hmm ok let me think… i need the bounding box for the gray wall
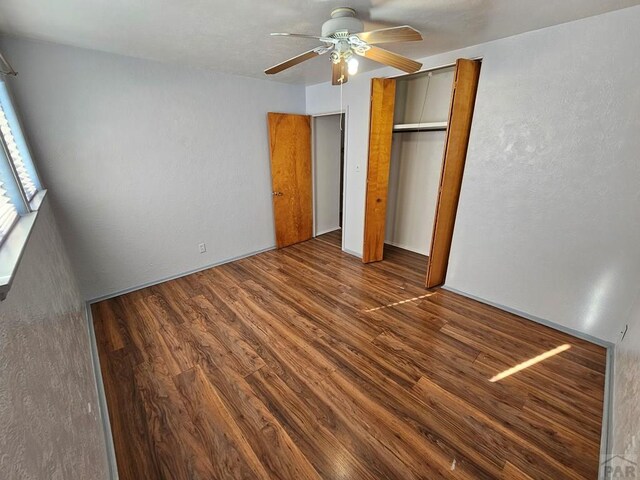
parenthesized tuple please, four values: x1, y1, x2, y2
(0, 36, 306, 300)
(307, 5, 640, 344)
(0, 198, 108, 479)
(386, 131, 444, 255)
(444, 8, 640, 345)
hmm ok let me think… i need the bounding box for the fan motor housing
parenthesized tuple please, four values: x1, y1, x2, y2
(321, 7, 364, 37)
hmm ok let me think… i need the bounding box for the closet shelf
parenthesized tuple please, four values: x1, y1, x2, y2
(393, 121, 447, 132)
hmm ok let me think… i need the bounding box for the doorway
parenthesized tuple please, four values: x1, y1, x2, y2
(312, 113, 345, 247)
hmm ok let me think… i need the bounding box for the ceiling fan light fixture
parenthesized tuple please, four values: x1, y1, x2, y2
(321, 8, 363, 38)
(347, 56, 359, 75)
(265, 7, 424, 81)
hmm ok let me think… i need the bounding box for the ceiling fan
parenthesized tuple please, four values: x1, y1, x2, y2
(265, 7, 423, 85)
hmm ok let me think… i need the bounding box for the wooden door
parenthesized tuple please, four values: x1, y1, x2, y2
(426, 59, 481, 287)
(362, 78, 397, 263)
(267, 112, 313, 248)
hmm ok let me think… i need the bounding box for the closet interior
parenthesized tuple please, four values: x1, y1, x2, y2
(384, 66, 455, 257)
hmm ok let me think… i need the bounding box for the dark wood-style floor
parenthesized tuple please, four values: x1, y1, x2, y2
(92, 228, 607, 480)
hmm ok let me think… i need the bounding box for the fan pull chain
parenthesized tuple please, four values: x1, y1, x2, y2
(340, 78, 344, 131)
(414, 71, 432, 159)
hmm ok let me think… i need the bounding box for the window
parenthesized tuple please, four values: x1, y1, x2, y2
(0, 177, 18, 246)
(0, 103, 37, 201)
(0, 76, 44, 300)
(0, 81, 40, 203)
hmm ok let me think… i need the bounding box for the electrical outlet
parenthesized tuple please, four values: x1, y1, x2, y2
(198, 243, 206, 254)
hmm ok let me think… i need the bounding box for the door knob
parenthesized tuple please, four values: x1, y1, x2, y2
(272, 191, 284, 196)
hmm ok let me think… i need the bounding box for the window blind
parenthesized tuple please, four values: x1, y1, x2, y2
(0, 103, 37, 201)
(0, 178, 18, 246)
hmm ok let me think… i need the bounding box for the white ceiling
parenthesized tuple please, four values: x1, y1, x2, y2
(1, 0, 639, 85)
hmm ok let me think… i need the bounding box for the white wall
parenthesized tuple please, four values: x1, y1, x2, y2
(393, 67, 454, 124)
(313, 114, 342, 236)
(386, 131, 445, 255)
(0, 199, 109, 479)
(0, 36, 306, 300)
(306, 5, 640, 343)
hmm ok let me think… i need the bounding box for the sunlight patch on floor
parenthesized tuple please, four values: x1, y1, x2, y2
(489, 344, 572, 382)
(362, 293, 435, 313)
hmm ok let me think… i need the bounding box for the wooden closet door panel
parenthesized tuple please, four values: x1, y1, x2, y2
(362, 78, 397, 263)
(267, 112, 313, 248)
(426, 59, 481, 288)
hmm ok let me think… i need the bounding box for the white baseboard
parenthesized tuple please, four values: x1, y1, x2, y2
(85, 304, 119, 479)
(600, 346, 615, 479)
(342, 247, 362, 259)
(441, 285, 612, 347)
(88, 245, 276, 304)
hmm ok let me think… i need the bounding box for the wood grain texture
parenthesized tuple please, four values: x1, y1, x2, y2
(265, 49, 321, 75)
(93, 231, 606, 480)
(357, 26, 423, 45)
(362, 78, 396, 263)
(363, 46, 422, 73)
(268, 112, 313, 248)
(426, 58, 482, 287)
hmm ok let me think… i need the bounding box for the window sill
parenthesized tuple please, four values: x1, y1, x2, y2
(0, 189, 47, 301)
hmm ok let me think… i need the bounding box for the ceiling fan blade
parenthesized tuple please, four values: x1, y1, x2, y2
(356, 25, 423, 44)
(271, 33, 339, 44)
(265, 47, 330, 75)
(332, 60, 348, 85)
(361, 46, 422, 73)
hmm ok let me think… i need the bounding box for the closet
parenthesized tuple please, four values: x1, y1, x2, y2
(385, 66, 454, 256)
(363, 59, 481, 288)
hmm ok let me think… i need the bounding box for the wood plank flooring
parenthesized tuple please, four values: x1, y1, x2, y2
(92, 230, 607, 479)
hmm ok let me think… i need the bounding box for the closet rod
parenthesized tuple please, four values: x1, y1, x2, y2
(393, 121, 447, 132)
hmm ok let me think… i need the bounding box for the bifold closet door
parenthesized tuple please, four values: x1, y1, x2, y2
(267, 112, 313, 248)
(362, 78, 396, 263)
(425, 59, 481, 288)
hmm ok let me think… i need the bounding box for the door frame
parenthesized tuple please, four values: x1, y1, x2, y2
(311, 108, 349, 252)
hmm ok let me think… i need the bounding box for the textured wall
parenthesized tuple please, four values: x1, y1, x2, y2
(0, 199, 108, 479)
(0, 35, 306, 301)
(445, 7, 640, 343)
(307, 5, 640, 342)
(613, 291, 640, 457)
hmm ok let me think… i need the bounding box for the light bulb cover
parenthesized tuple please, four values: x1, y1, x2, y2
(347, 57, 359, 75)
